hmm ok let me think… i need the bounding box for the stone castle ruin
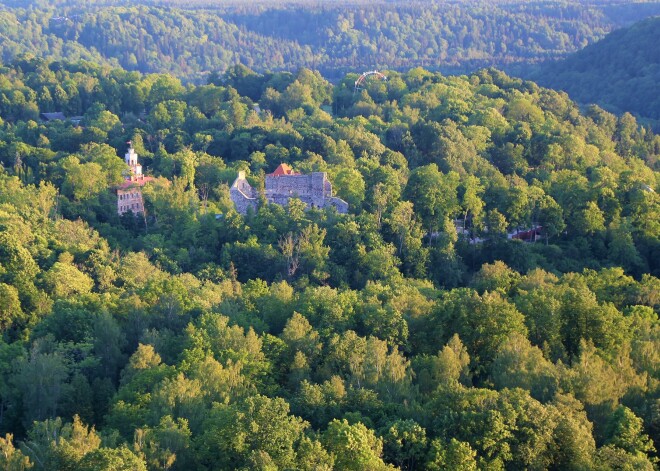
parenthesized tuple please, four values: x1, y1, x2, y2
(230, 163, 348, 214)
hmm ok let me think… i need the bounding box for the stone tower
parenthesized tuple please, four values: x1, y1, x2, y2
(116, 142, 152, 215)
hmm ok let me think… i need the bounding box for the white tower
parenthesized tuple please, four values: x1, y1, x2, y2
(125, 141, 142, 179)
(117, 141, 152, 216)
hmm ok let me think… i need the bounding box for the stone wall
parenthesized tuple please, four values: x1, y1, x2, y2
(230, 170, 348, 214)
(326, 196, 349, 213)
(230, 171, 258, 214)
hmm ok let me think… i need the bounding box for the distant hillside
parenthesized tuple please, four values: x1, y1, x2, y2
(525, 17, 660, 122)
(2, 1, 660, 82)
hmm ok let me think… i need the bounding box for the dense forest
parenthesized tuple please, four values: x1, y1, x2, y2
(524, 16, 660, 129)
(1, 0, 660, 81)
(0, 53, 658, 469)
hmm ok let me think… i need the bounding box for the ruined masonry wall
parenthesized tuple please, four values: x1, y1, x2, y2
(230, 171, 258, 214)
(230, 187, 258, 214)
(230, 171, 348, 214)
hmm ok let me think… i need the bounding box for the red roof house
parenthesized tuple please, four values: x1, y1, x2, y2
(268, 163, 300, 176)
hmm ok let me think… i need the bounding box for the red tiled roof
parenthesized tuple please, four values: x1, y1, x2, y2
(268, 163, 299, 176)
(116, 176, 154, 190)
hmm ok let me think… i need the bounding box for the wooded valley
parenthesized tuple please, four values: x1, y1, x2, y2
(0, 54, 657, 469)
(0, 0, 659, 469)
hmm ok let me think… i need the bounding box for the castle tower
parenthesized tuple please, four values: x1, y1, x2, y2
(124, 141, 142, 180)
(117, 142, 152, 216)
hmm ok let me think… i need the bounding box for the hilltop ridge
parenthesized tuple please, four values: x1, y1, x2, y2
(1, 0, 660, 81)
(524, 16, 660, 124)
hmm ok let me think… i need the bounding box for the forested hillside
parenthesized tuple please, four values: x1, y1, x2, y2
(2, 0, 660, 81)
(0, 55, 658, 469)
(524, 16, 660, 128)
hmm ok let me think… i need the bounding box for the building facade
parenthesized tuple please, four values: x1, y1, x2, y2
(116, 143, 152, 215)
(230, 163, 348, 214)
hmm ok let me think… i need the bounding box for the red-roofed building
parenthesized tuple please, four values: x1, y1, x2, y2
(116, 143, 152, 215)
(230, 163, 349, 214)
(268, 163, 300, 176)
